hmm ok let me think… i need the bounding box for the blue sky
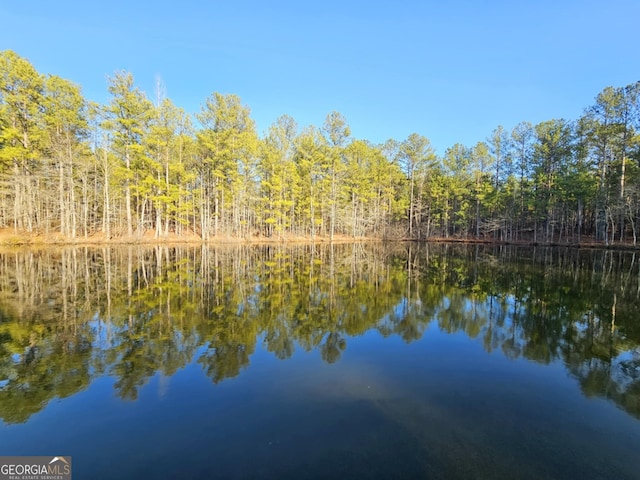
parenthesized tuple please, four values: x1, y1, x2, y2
(1, 0, 638, 153)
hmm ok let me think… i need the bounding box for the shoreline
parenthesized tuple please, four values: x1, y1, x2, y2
(0, 229, 382, 249)
(0, 229, 638, 251)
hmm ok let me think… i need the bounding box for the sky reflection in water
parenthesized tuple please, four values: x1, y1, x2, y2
(1, 243, 640, 479)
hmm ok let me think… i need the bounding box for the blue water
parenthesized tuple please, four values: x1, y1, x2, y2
(1, 244, 639, 479)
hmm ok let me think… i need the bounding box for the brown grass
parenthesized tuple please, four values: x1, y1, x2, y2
(0, 228, 382, 248)
(1, 228, 637, 251)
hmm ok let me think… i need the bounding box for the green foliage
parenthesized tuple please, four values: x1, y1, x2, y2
(258, 115, 299, 237)
(196, 93, 258, 237)
(0, 50, 640, 243)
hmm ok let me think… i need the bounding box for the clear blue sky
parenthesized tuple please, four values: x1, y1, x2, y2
(1, 0, 638, 153)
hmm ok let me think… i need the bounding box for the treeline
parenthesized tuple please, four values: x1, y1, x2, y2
(1, 50, 639, 243)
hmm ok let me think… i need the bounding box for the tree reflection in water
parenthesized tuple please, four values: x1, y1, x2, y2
(0, 243, 639, 423)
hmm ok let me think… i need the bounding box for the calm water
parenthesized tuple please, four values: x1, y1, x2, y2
(1, 243, 640, 479)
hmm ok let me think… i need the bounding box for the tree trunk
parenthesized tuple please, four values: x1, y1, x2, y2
(125, 151, 133, 237)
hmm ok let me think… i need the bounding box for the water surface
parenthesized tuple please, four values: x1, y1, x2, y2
(1, 243, 639, 479)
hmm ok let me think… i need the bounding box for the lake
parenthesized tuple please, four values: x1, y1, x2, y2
(1, 243, 639, 479)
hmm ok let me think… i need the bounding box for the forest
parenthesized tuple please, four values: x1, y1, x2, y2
(1, 50, 639, 244)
